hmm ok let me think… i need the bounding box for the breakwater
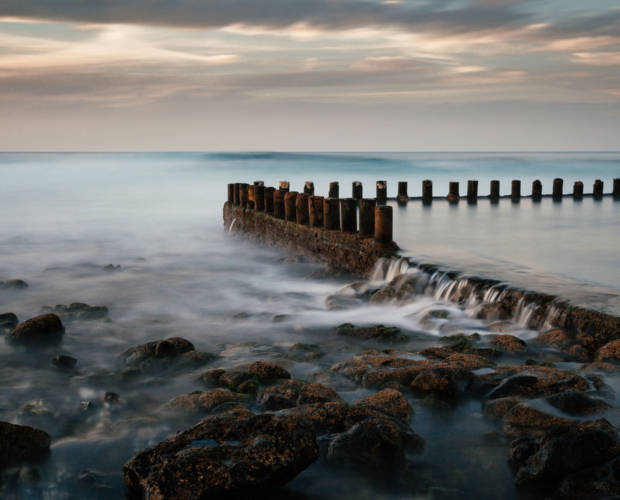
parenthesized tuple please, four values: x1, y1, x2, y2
(224, 179, 620, 354)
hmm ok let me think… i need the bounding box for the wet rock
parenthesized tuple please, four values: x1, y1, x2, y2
(123, 409, 319, 499)
(43, 303, 109, 321)
(504, 403, 575, 438)
(476, 303, 511, 321)
(489, 334, 527, 352)
(297, 383, 343, 406)
(564, 344, 590, 362)
(232, 311, 250, 319)
(370, 273, 425, 303)
(509, 418, 619, 489)
(410, 368, 464, 401)
(122, 337, 216, 372)
(545, 391, 610, 416)
(536, 329, 572, 349)
(0, 312, 18, 333)
(249, 361, 291, 382)
(487, 320, 515, 333)
(554, 456, 620, 500)
(202, 361, 290, 394)
(272, 314, 289, 323)
(596, 340, 620, 364)
(8, 313, 64, 345)
(166, 389, 248, 414)
(325, 294, 363, 310)
(0, 421, 51, 469)
(0, 279, 28, 289)
(335, 323, 408, 343)
(257, 380, 342, 411)
(287, 343, 323, 361)
(353, 388, 412, 423)
(482, 397, 521, 420)
(52, 354, 77, 369)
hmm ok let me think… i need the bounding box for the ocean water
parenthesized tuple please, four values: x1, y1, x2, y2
(0, 152, 618, 498)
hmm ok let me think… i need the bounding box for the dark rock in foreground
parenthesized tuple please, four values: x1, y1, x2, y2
(122, 337, 216, 373)
(0, 279, 28, 289)
(0, 312, 18, 333)
(123, 409, 318, 500)
(201, 361, 291, 394)
(0, 421, 51, 469)
(165, 389, 249, 414)
(257, 379, 343, 411)
(8, 313, 64, 345)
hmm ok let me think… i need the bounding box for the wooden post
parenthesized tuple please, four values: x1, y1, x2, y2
(340, 198, 357, 232)
(323, 198, 340, 230)
(264, 187, 275, 213)
(552, 178, 563, 201)
(376, 181, 387, 205)
(422, 180, 432, 205)
(255, 185, 265, 211)
(490, 180, 500, 203)
(511, 180, 521, 203)
(254, 180, 264, 187)
(296, 193, 310, 225)
(467, 180, 478, 204)
(309, 196, 324, 227)
(614, 178, 620, 199)
(279, 181, 290, 192)
(239, 183, 249, 208)
(532, 180, 542, 202)
(247, 185, 255, 210)
(397, 182, 408, 205)
(447, 182, 460, 203)
(329, 182, 339, 198)
(284, 191, 298, 221)
(359, 199, 376, 237)
(273, 190, 285, 219)
(227, 184, 234, 203)
(374, 206, 393, 244)
(352, 181, 363, 201)
(304, 181, 314, 195)
(573, 181, 583, 200)
(593, 179, 603, 200)
(234, 183, 241, 205)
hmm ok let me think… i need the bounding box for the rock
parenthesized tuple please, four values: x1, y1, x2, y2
(596, 340, 620, 364)
(288, 343, 323, 361)
(0, 421, 51, 469)
(8, 313, 64, 344)
(123, 409, 319, 499)
(43, 303, 108, 321)
(335, 323, 408, 343)
(554, 456, 620, 499)
(166, 389, 248, 414)
(545, 391, 610, 416)
(509, 418, 619, 488)
(325, 295, 364, 310)
(410, 368, 463, 401)
(202, 361, 290, 394)
(565, 344, 590, 362)
(536, 329, 572, 349)
(482, 397, 521, 420)
(503, 403, 575, 438)
(298, 383, 343, 406)
(0, 312, 18, 333)
(122, 337, 216, 372)
(476, 303, 510, 321)
(103, 392, 121, 405)
(248, 361, 291, 382)
(489, 334, 527, 352)
(257, 380, 342, 411)
(370, 273, 425, 303)
(0, 279, 28, 289)
(353, 388, 412, 423)
(52, 354, 77, 369)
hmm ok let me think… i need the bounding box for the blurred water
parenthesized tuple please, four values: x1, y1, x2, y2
(0, 152, 618, 498)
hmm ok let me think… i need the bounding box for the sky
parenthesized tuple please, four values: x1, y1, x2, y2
(0, 0, 619, 151)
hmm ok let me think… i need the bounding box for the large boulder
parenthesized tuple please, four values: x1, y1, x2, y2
(201, 361, 290, 394)
(123, 409, 318, 499)
(0, 279, 28, 289)
(545, 391, 610, 416)
(352, 388, 412, 423)
(165, 389, 249, 414)
(122, 337, 216, 372)
(257, 380, 342, 411)
(8, 313, 64, 344)
(596, 340, 620, 364)
(335, 323, 408, 343)
(0, 421, 51, 469)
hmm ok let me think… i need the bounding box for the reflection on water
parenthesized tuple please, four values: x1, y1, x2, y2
(0, 152, 618, 498)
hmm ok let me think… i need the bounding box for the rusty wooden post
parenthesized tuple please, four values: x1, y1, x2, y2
(376, 181, 387, 205)
(422, 180, 432, 205)
(447, 182, 460, 204)
(227, 184, 234, 203)
(279, 181, 290, 192)
(532, 180, 542, 202)
(490, 180, 500, 204)
(467, 180, 478, 204)
(397, 182, 408, 205)
(273, 189, 285, 219)
(359, 199, 376, 237)
(255, 185, 265, 211)
(614, 178, 620, 199)
(374, 206, 393, 244)
(329, 182, 339, 198)
(247, 185, 255, 210)
(352, 181, 363, 201)
(284, 191, 298, 221)
(254, 180, 264, 187)
(239, 183, 249, 208)
(324, 198, 340, 230)
(573, 181, 583, 200)
(593, 179, 604, 200)
(552, 178, 563, 202)
(511, 180, 521, 203)
(309, 196, 324, 227)
(296, 193, 309, 225)
(234, 183, 241, 205)
(340, 198, 357, 232)
(304, 181, 314, 195)
(264, 187, 275, 213)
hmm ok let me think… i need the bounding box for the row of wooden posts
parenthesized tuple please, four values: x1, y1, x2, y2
(227, 181, 393, 244)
